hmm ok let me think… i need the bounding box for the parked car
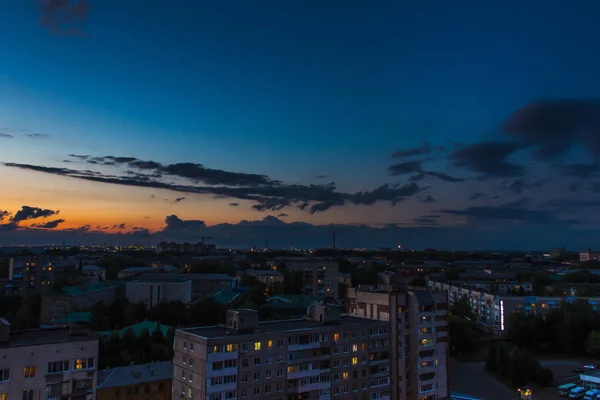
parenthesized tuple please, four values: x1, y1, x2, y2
(583, 364, 596, 370)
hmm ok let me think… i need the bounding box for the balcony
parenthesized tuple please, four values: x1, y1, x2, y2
(45, 373, 64, 383)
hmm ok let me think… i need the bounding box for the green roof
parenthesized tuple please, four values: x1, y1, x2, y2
(210, 290, 241, 305)
(60, 281, 124, 296)
(549, 274, 564, 281)
(97, 320, 170, 338)
(264, 294, 322, 309)
(54, 312, 92, 323)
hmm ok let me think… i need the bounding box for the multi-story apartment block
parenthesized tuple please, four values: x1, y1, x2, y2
(173, 306, 393, 400)
(126, 277, 192, 307)
(0, 318, 99, 400)
(346, 286, 449, 400)
(427, 276, 533, 295)
(287, 261, 340, 298)
(138, 274, 234, 300)
(9, 256, 72, 293)
(246, 270, 284, 287)
(581, 249, 600, 262)
(427, 279, 600, 335)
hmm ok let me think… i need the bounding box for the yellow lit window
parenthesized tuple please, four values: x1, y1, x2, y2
(23, 366, 35, 378)
(333, 333, 339, 341)
(352, 357, 358, 365)
(226, 344, 234, 352)
(0, 394, 6, 400)
(352, 344, 358, 352)
(254, 342, 261, 351)
(213, 346, 218, 353)
(267, 340, 273, 349)
(361, 343, 366, 350)
(342, 372, 349, 380)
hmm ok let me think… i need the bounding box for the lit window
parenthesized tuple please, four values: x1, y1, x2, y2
(343, 372, 349, 380)
(254, 342, 261, 351)
(23, 366, 35, 379)
(267, 340, 273, 349)
(333, 333, 339, 341)
(352, 344, 358, 352)
(352, 357, 358, 365)
(226, 344, 234, 352)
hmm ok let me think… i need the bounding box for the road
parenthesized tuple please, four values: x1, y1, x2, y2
(450, 358, 582, 400)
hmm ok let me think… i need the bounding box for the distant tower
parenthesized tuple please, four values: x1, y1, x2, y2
(331, 231, 336, 249)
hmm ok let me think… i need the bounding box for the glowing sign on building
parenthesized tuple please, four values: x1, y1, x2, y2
(500, 300, 505, 331)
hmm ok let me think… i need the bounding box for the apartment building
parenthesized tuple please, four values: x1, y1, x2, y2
(0, 318, 99, 400)
(427, 279, 600, 335)
(173, 306, 393, 400)
(287, 261, 340, 298)
(427, 276, 533, 295)
(9, 256, 72, 293)
(97, 361, 172, 400)
(246, 270, 284, 286)
(126, 277, 192, 307)
(346, 286, 449, 400)
(138, 274, 234, 300)
(41, 282, 121, 323)
(581, 249, 600, 262)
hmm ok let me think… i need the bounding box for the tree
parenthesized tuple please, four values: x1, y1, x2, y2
(511, 348, 540, 386)
(532, 367, 554, 387)
(497, 342, 512, 379)
(485, 342, 498, 373)
(451, 294, 475, 320)
(448, 315, 479, 355)
(586, 330, 600, 357)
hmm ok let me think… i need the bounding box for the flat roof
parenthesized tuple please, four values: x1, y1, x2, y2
(0, 327, 97, 348)
(181, 315, 387, 339)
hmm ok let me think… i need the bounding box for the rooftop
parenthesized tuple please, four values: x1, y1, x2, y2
(138, 273, 233, 281)
(210, 290, 241, 305)
(0, 327, 97, 348)
(82, 264, 105, 271)
(54, 312, 93, 324)
(181, 314, 386, 339)
(97, 361, 172, 389)
(97, 320, 171, 338)
(247, 269, 283, 277)
(61, 282, 119, 296)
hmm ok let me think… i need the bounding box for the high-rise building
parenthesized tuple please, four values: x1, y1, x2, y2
(287, 261, 340, 298)
(0, 319, 99, 400)
(346, 286, 449, 400)
(173, 306, 392, 400)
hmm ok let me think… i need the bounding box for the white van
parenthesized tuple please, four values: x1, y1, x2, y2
(570, 387, 586, 399)
(585, 389, 600, 400)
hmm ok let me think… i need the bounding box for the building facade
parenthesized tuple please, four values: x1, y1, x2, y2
(346, 287, 449, 400)
(126, 278, 192, 307)
(41, 283, 121, 323)
(173, 307, 393, 400)
(288, 261, 340, 298)
(97, 361, 172, 400)
(0, 319, 99, 400)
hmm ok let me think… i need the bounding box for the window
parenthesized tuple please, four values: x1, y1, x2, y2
(183, 340, 188, 349)
(74, 358, 94, 370)
(0, 394, 6, 400)
(265, 384, 272, 394)
(253, 387, 260, 396)
(23, 366, 35, 379)
(48, 361, 69, 374)
(266, 370, 272, 379)
(190, 343, 195, 351)
(254, 341, 261, 351)
(343, 346, 348, 354)
(189, 357, 194, 367)
(145, 385, 150, 394)
(241, 389, 248, 398)
(334, 360, 339, 368)
(182, 370, 187, 380)
(241, 343, 248, 352)
(225, 391, 236, 399)
(188, 387, 193, 398)
(333, 333, 340, 341)
(0, 369, 9, 382)
(253, 371, 260, 381)
(183, 355, 187, 364)
(352, 357, 358, 365)
(22, 390, 34, 400)
(268, 340, 273, 349)
(352, 344, 358, 352)
(420, 384, 435, 393)
(343, 372, 349, 380)
(266, 356, 272, 364)
(241, 373, 248, 382)
(254, 357, 261, 366)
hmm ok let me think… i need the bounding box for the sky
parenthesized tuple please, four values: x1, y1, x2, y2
(2, 0, 600, 249)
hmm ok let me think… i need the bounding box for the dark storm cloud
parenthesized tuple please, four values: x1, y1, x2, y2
(449, 141, 525, 178)
(391, 143, 444, 159)
(557, 163, 600, 179)
(0, 211, 10, 221)
(314, 175, 328, 180)
(388, 160, 464, 182)
(4, 162, 426, 214)
(412, 217, 439, 225)
(501, 197, 533, 208)
(0, 133, 13, 138)
(504, 179, 545, 195)
(541, 198, 600, 210)
(32, 219, 65, 229)
(39, 0, 90, 37)
(503, 99, 600, 160)
(278, 213, 288, 218)
(11, 206, 59, 223)
(174, 197, 186, 203)
(469, 192, 485, 200)
(409, 174, 426, 182)
(422, 195, 437, 204)
(229, 203, 240, 207)
(440, 205, 572, 225)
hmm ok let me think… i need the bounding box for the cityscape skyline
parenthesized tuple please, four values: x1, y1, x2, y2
(3, 1, 600, 249)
